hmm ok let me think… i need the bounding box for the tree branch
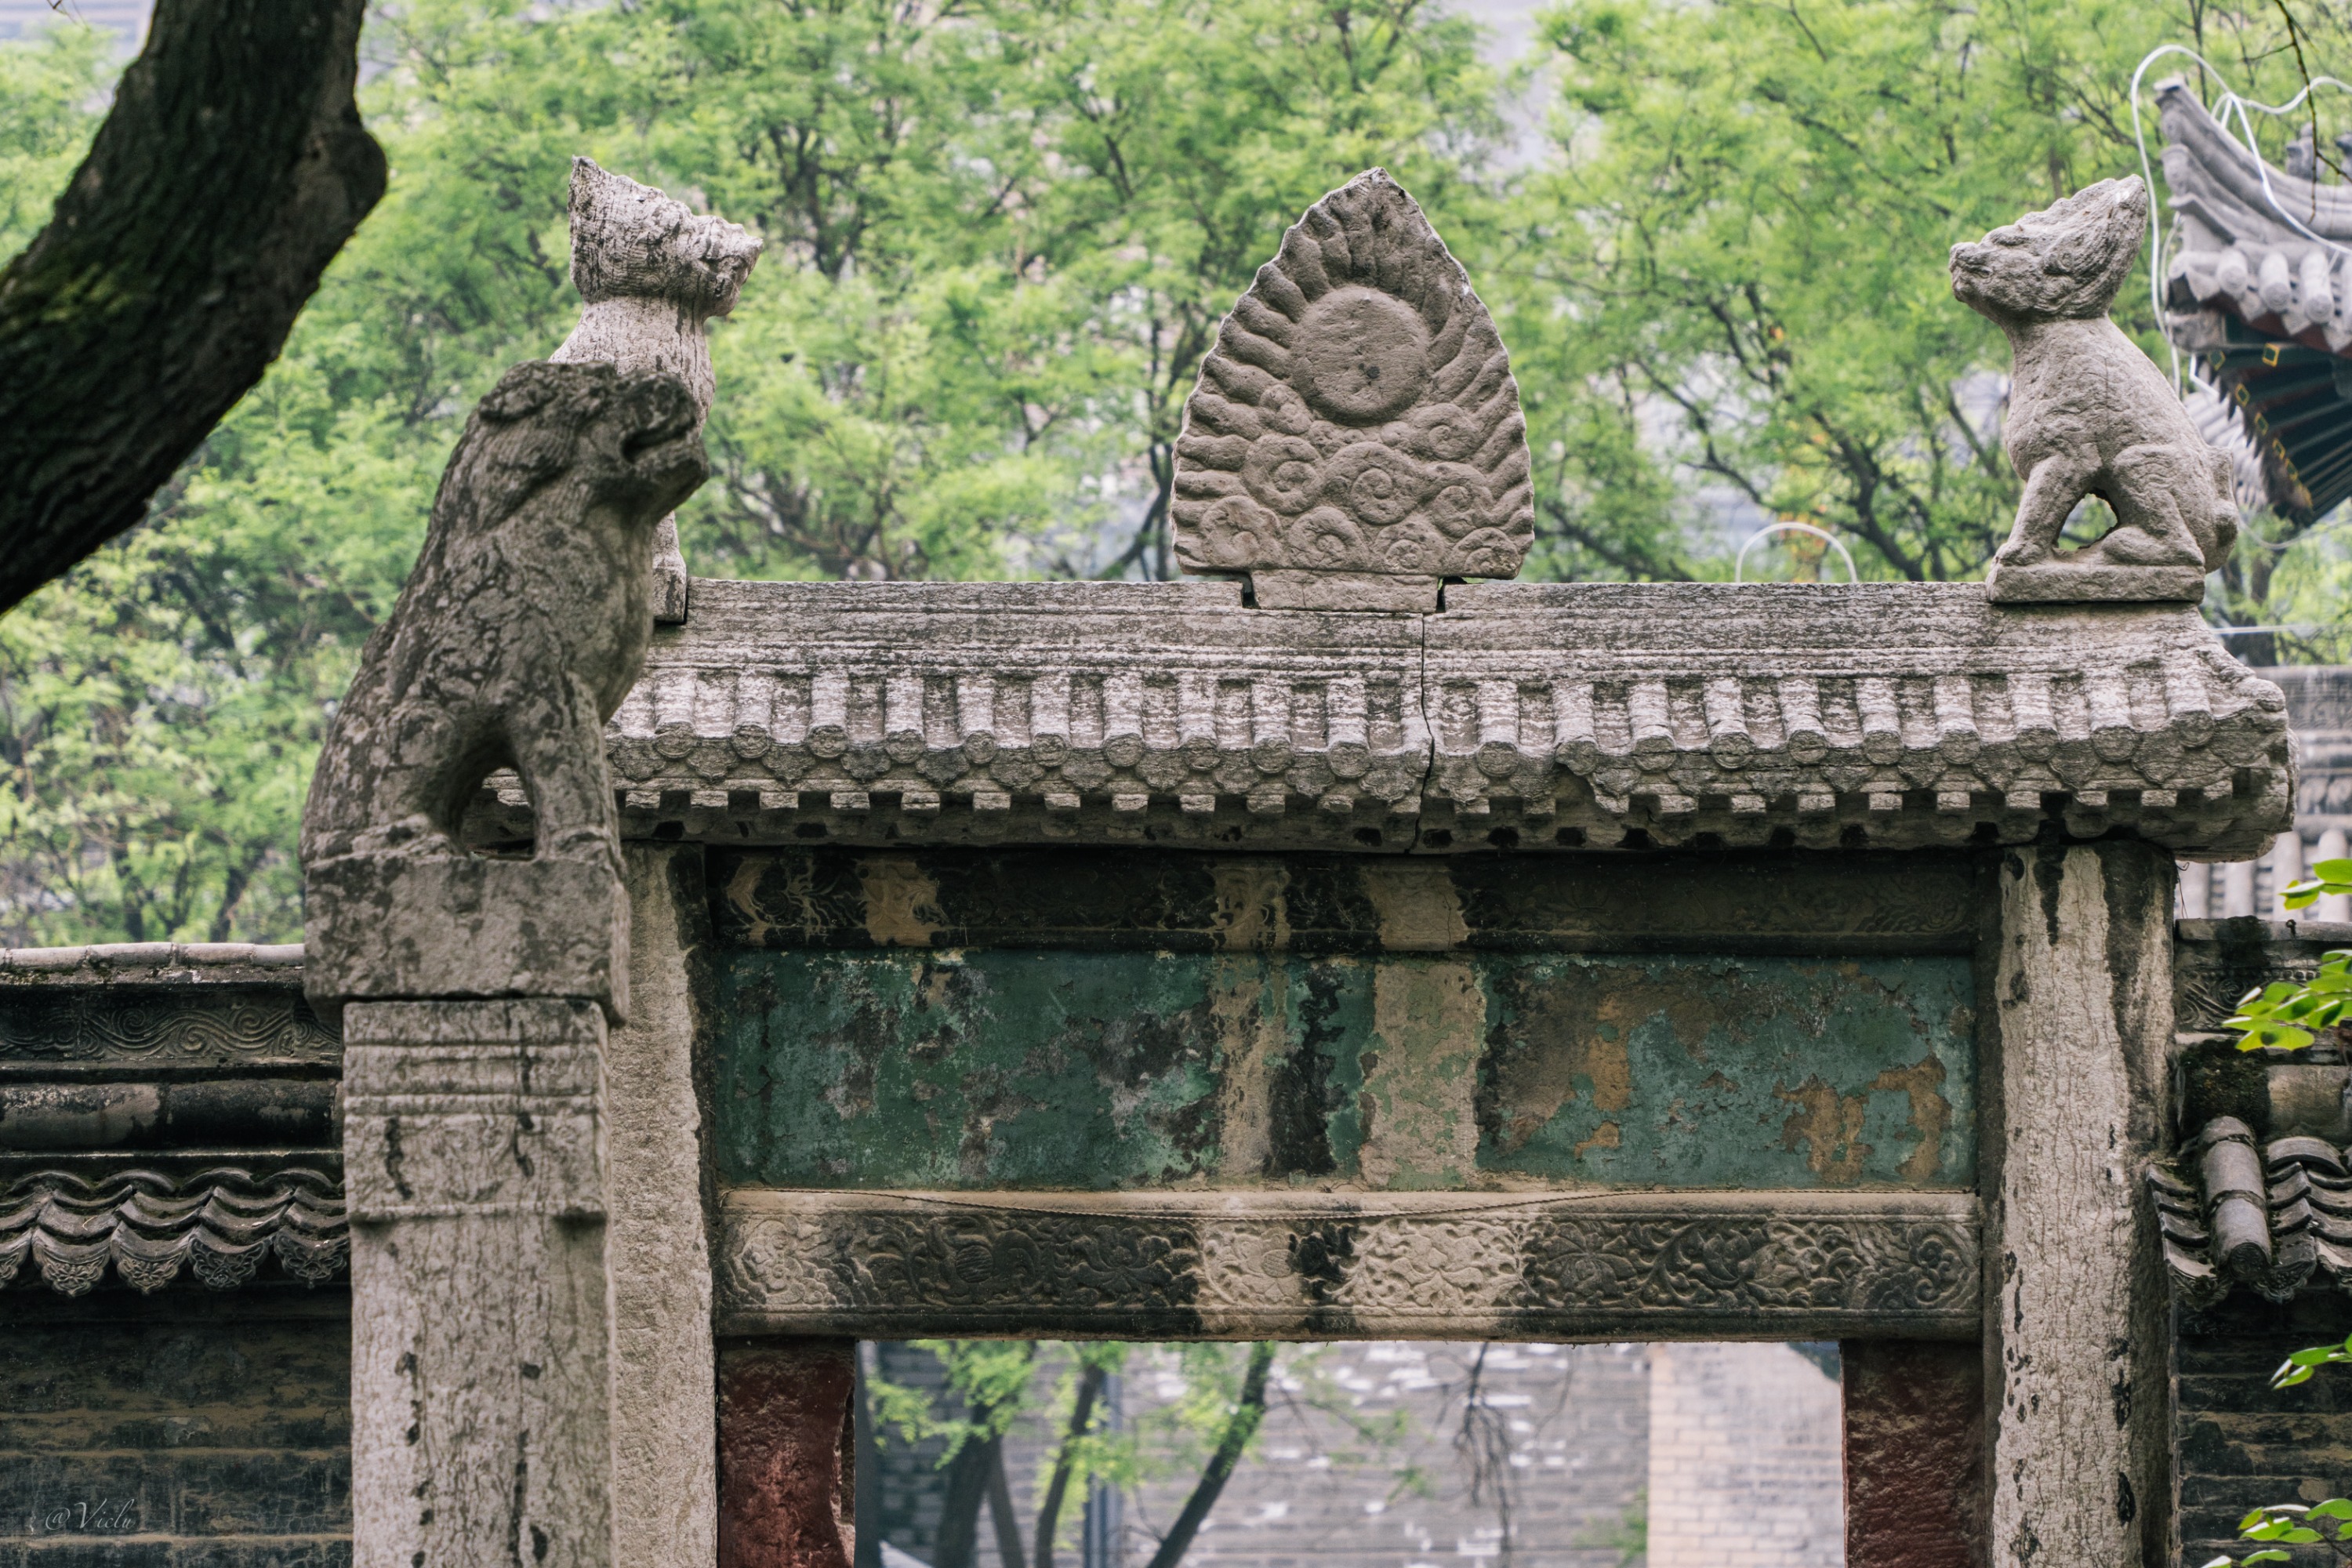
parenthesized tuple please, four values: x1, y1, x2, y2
(0, 0, 385, 612)
(1142, 1345, 1277, 1568)
(1034, 1362, 1107, 1568)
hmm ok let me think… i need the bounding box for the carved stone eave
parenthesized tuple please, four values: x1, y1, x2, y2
(502, 579, 2292, 859)
(714, 1187, 1983, 1341)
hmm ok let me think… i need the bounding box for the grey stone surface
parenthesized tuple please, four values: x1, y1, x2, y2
(1951, 176, 2240, 603)
(605, 848, 717, 1568)
(717, 1188, 1980, 1340)
(343, 998, 611, 1568)
(1986, 842, 2173, 1566)
(503, 578, 2292, 858)
(1171, 170, 1533, 610)
(551, 158, 762, 625)
(301, 358, 710, 1019)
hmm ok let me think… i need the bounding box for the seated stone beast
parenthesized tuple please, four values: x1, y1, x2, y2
(302, 358, 706, 880)
(1951, 175, 2238, 602)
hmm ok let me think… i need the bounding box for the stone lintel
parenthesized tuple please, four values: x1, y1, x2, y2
(715, 1188, 1980, 1341)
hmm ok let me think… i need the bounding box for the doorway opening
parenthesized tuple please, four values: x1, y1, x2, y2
(853, 1340, 1844, 1568)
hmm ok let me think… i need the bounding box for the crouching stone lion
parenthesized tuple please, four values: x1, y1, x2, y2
(300, 358, 707, 1018)
(1951, 175, 2238, 602)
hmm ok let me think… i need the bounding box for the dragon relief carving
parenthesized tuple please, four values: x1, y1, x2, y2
(1172, 169, 1535, 611)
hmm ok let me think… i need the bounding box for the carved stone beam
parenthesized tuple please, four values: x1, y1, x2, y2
(1951, 176, 2241, 603)
(552, 158, 762, 624)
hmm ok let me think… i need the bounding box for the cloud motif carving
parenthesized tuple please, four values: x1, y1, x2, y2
(1172, 170, 1534, 590)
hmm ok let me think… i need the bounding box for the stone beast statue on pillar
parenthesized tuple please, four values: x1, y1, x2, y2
(1951, 175, 2239, 602)
(301, 359, 707, 1019)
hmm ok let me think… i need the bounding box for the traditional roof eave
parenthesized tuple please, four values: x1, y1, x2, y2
(2159, 78, 2352, 353)
(506, 578, 2296, 860)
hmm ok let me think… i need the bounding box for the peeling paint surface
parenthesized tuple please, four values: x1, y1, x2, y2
(711, 949, 1973, 1190)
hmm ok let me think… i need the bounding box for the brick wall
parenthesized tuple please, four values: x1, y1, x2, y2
(1646, 1343, 1842, 1568)
(2177, 1295, 2352, 1567)
(0, 1284, 350, 1567)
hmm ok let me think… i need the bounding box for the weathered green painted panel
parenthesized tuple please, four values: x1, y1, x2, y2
(711, 949, 1973, 1191)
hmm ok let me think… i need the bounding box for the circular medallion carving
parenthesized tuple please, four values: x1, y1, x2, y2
(1291, 287, 1431, 424)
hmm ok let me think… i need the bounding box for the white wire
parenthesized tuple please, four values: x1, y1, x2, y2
(1733, 522, 1860, 584)
(2128, 44, 2352, 389)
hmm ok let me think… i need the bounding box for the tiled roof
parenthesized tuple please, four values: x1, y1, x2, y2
(0, 1166, 347, 1294)
(2152, 1116, 2352, 1307)
(519, 579, 2293, 857)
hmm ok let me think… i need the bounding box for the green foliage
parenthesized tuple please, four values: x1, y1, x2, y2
(13, 1, 2352, 941)
(2274, 1331, 2352, 1391)
(0, 0, 1500, 943)
(1495, 0, 2352, 586)
(0, 20, 110, 258)
(2224, 860, 2352, 1054)
(2206, 1498, 2352, 1565)
(1573, 1489, 1646, 1567)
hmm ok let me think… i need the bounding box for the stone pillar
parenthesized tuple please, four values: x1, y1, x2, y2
(1844, 1341, 1984, 1568)
(2270, 830, 2306, 919)
(719, 1339, 858, 1568)
(1987, 843, 2172, 1566)
(608, 845, 718, 1567)
(2223, 856, 2258, 917)
(344, 998, 612, 1568)
(2177, 860, 2209, 920)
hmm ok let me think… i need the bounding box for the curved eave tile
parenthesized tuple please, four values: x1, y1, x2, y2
(538, 579, 2288, 858)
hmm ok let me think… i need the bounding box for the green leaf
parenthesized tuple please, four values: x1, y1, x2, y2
(2238, 1024, 2317, 1054)
(2311, 858, 2352, 883)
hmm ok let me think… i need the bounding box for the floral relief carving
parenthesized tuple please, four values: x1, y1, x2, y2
(717, 1192, 1979, 1336)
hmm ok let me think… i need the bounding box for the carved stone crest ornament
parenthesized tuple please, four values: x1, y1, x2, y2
(1951, 175, 2240, 603)
(1172, 170, 1534, 611)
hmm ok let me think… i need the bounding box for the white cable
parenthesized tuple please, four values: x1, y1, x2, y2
(1733, 522, 1859, 584)
(2128, 45, 2352, 388)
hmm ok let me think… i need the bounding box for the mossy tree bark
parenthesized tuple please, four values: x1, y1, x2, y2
(0, 0, 383, 614)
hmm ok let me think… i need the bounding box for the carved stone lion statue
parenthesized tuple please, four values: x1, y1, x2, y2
(1951, 174, 2239, 602)
(301, 359, 706, 1013)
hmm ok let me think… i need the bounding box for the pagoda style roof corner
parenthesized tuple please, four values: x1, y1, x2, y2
(540, 579, 2290, 860)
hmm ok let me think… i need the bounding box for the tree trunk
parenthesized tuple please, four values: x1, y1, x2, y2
(1034, 1362, 1106, 1568)
(987, 1443, 1026, 1568)
(0, 0, 383, 614)
(933, 1429, 1000, 1568)
(1142, 1345, 1277, 1568)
